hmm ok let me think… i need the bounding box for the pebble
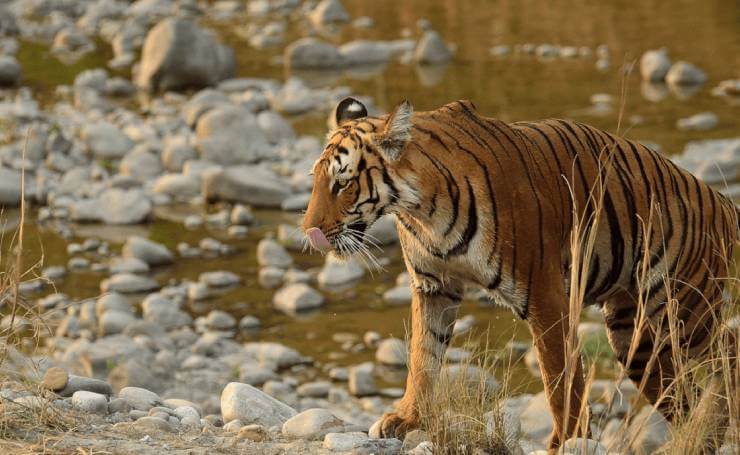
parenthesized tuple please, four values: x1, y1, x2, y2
(231, 204, 254, 225)
(639, 49, 671, 82)
(273, 283, 324, 313)
(42, 367, 69, 391)
(238, 424, 268, 442)
(118, 387, 162, 411)
(318, 254, 365, 289)
(559, 438, 608, 454)
(220, 382, 297, 426)
(58, 375, 113, 397)
(665, 61, 707, 86)
(259, 267, 285, 288)
(204, 310, 236, 330)
(297, 381, 331, 398)
(375, 338, 407, 366)
(200, 271, 240, 288)
(383, 285, 412, 305)
(282, 408, 348, 440)
(353, 438, 403, 454)
(101, 274, 160, 294)
(324, 432, 369, 451)
(71, 391, 108, 415)
(257, 238, 293, 268)
(239, 315, 261, 330)
(122, 236, 174, 266)
(348, 362, 376, 396)
(130, 416, 175, 433)
(676, 112, 718, 131)
(223, 419, 244, 432)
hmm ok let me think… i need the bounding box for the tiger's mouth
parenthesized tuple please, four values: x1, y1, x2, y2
(306, 220, 369, 255)
(306, 227, 332, 253)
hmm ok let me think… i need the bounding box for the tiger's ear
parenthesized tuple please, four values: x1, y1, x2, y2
(376, 100, 413, 162)
(334, 97, 368, 128)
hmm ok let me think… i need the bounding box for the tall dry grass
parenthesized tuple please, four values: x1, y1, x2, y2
(417, 334, 521, 454)
(0, 132, 78, 443)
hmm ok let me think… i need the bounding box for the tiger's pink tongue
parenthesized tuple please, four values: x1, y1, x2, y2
(306, 227, 332, 253)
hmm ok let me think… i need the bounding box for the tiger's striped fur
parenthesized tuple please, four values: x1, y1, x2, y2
(302, 98, 739, 449)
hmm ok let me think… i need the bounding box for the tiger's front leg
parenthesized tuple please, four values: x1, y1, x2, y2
(369, 275, 463, 439)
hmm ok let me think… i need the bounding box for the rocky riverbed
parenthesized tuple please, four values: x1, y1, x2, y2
(0, 0, 739, 454)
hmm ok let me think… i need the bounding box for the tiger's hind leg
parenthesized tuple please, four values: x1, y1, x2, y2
(603, 283, 737, 451)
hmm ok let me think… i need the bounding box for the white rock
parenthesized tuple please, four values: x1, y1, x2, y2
(257, 110, 295, 144)
(282, 408, 348, 440)
(71, 390, 108, 414)
(284, 38, 346, 69)
(97, 189, 152, 224)
(338, 40, 401, 65)
(383, 286, 412, 305)
(244, 342, 306, 368)
(109, 257, 149, 274)
(120, 148, 162, 181)
(152, 174, 200, 199)
(625, 405, 670, 454)
(318, 254, 364, 288)
(239, 315, 261, 330)
(220, 382, 297, 427)
(136, 18, 235, 91)
(196, 106, 271, 165)
(519, 391, 552, 444)
(200, 271, 240, 287)
(309, 0, 350, 27)
(99, 310, 136, 336)
(0, 55, 21, 86)
(348, 362, 376, 396)
(639, 49, 671, 82)
(223, 419, 244, 432)
(101, 273, 160, 294)
(665, 61, 707, 86)
(230, 204, 254, 225)
(324, 432, 369, 451)
(297, 381, 331, 398)
(82, 121, 133, 159)
(414, 30, 453, 64)
(203, 166, 289, 207)
(375, 338, 407, 366)
(453, 314, 475, 335)
(119, 386, 162, 411)
(162, 138, 198, 172)
(204, 310, 236, 330)
(559, 438, 608, 455)
(676, 112, 718, 131)
(0, 167, 22, 206)
(273, 283, 324, 313)
(257, 238, 293, 268)
(122, 236, 174, 265)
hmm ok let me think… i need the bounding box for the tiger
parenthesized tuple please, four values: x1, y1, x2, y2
(301, 97, 739, 450)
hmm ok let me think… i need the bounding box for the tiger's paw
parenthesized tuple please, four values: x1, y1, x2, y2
(368, 412, 419, 439)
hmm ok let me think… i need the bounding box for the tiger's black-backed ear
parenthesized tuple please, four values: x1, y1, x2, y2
(335, 97, 368, 127)
(376, 100, 413, 162)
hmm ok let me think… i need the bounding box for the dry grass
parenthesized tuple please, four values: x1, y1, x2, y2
(0, 131, 77, 444)
(418, 335, 520, 454)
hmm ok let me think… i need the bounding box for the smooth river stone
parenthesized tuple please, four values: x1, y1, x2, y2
(42, 367, 69, 391)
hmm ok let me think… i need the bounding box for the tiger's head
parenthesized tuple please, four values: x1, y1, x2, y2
(302, 97, 416, 257)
